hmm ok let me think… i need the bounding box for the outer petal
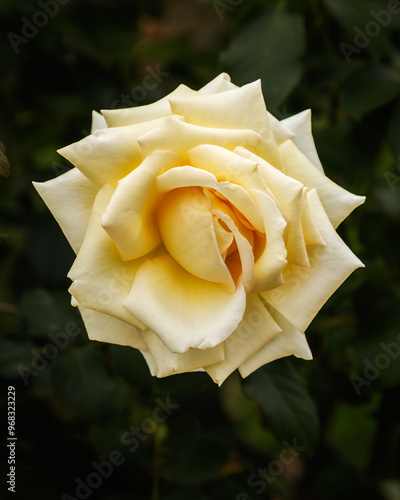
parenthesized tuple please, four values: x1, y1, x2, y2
(33, 168, 97, 254)
(169, 81, 282, 168)
(79, 307, 147, 351)
(261, 189, 364, 333)
(198, 73, 237, 94)
(123, 253, 247, 353)
(137, 116, 263, 162)
(91, 110, 108, 132)
(141, 329, 225, 377)
(239, 307, 313, 378)
(281, 109, 323, 172)
(101, 84, 195, 127)
(58, 118, 182, 187)
(205, 294, 282, 385)
(68, 184, 145, 330)
(102, 150, 183, 261)
(279, 139, 365, 228)
(267, 112, 294, 145)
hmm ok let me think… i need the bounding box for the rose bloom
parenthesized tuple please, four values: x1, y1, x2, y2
(34, 73, 365, 385)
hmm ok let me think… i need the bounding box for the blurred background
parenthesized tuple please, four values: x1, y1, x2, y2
(1, 0, 400, 498)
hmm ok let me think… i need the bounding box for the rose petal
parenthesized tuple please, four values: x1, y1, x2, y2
(301, 187, 326, 246)
(33, 168, 97, 254)
(102, 150, 182, 261)
(279, 139, 366, 228)
(248, 189, 287, 293)
(198, 72, 237, 94)
(79, 307, 147, 350)
(156, 165, 264, 232)
(187, 144, 267, 192)
(267, 112, 294, 145)
(137, 115, 263, 161)
(239, 307, 313, 378)
(123, 252, 247, 353)
(68, 184, 145, 330)
(58, 117, 183, 188)
(205, 294, 282, 385)
(157, 186, 235, 292)
(260, 188, 364, 333)
(169, 81, 282, 168)
(91, 110, 108, 132)
(234, 147, 310, 267)
(281, 109, 323, 172)
(101, 83, 195, 127)
(141, 329, 225, 377)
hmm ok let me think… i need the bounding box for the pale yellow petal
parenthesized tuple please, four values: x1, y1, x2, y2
(101, 83, 195, 127)
(58, 118, 180, 188)
(205, 294, 282, 385)
(249, 189, 287, 294)
(261, 188, 364, 333)
(157, 187, 235, 292)
(137, 116, 263, 162)
(187, 144, 267, 192)
(267, 112, 294, 145)
(279, 139, 365, 228)
(301, 188, 326, 246)
(79, 307, 147, 351)
(198, 73, 237, 94)
(68, 184, 145, 330)
(156, 165, 264, 232)
(239, 307, 313, 378)
(169, 81, 282, 168)
(141, 329, 225, 377)
(123, 253, 247, 353)
(281, 109, 323, 172)
(234, 147, 310, 267)
(102, 150, 183, 261)
(33, 168, 97, 254)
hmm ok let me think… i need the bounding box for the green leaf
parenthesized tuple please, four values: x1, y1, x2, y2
(242, 358, 320, 453)
(51, 347, 126, 421)
(342, 64, 400, 119)
(19, 288, 83, 338)
(0, 337, 35, 379)
(221, 6, 305, 109)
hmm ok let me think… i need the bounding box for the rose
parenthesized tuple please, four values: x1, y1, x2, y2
(33, 73, 365, 385)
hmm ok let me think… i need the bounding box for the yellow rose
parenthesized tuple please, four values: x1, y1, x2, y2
(33, 73, 365, 385)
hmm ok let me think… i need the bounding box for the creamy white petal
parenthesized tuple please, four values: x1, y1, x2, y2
(33, 168, 97, 254)
(79, 307, 146, 350)
(141, 329, 225, 377)
(261, 188, 364, 333)
(102, 150, 182, 261)
(267, 112, 294, 145)
(198, 73, 237, 94)
(239, 307, 313, 378)
(281, 109, 323, 172)
(205, 294, 282, 385)
(279, 139, 366, 228)
(123, 253, 247, 353)
(91, 110, 108, 133)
